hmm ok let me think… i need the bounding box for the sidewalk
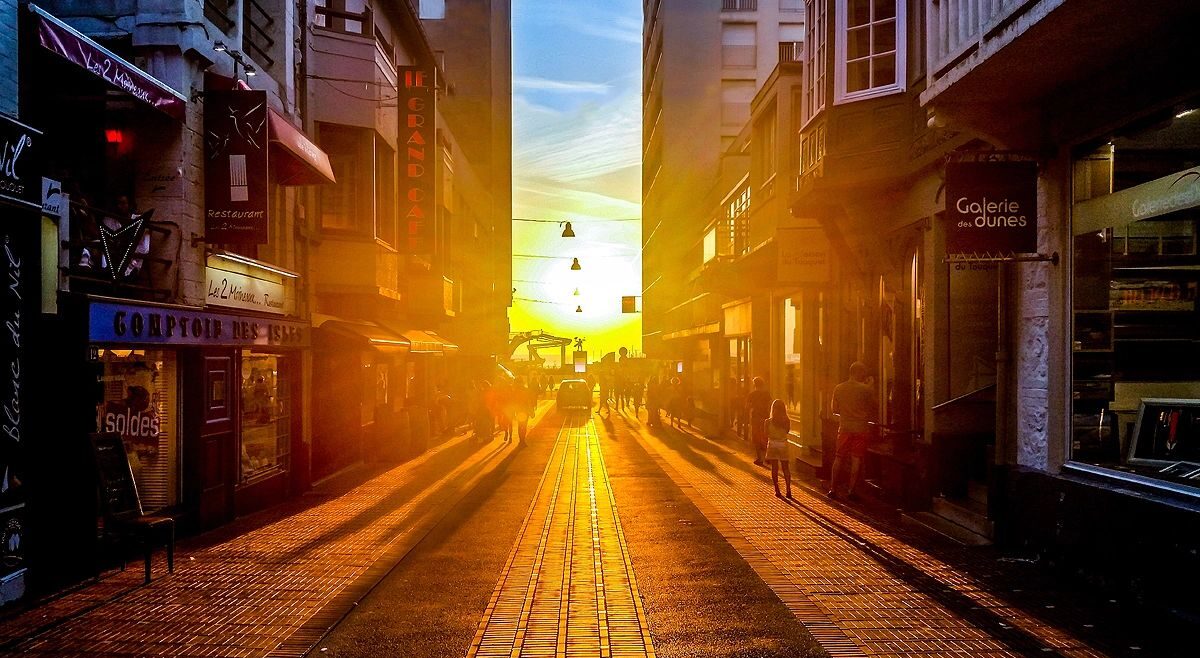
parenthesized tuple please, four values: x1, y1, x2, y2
(617, 410, 1179, 658)
(0, 407, 548, 658)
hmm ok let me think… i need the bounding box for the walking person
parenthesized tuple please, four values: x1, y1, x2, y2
(766, 399, 792, 498)
(645, 374, 661, 427)
(745, 377, 771, 466)
(828, 362, 876, 500)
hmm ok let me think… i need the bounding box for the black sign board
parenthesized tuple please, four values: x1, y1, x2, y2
(204, 90, 269, 244)
(91, 433, 143, 519)
(945, 161, 1038, 256)
(400, 67, 435, 254)
(0, 115, 42, 210)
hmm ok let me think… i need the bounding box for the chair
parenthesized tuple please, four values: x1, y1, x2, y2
(91, 433, 175, 584)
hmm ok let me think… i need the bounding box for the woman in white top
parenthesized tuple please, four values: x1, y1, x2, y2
(766, 399, 792, 498)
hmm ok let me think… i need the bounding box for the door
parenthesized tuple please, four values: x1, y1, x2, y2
(185, 350, 238, 529)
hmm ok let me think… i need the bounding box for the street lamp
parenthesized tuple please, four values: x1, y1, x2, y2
(570, 257, 581, 271)
(560, 221, 575, 238)
(576, 305, 583, 313)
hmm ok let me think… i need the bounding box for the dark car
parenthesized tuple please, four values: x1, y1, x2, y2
(556, 379, 593, 411)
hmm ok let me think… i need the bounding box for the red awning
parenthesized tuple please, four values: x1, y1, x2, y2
(30, 4, 187, 120)
(267, 110, 336, 186)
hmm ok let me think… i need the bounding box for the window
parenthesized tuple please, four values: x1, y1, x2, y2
(319, 125, 371, 233)
(240, 352, 291, 482)
(835, 0, 905, 103)
(755, 103, 777, 184)
(780, 0, 803, 11)
(419, 0, 446, 19)
(95, 349, 178, 512)
(721, 23, 757, 68)
(721, 80, 755, 126)
(803, 0, 827, 123)
(375, 139, 397, 246)
(1070, 102, 1200, 491)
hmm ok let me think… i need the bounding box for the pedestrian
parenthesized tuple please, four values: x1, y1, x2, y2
(667, 377, 683, 428)
(598, 373, 612, 418)
(631, 379, 644, 416)
(828, 362, 876, 500)
(473, 380, 494, 441)
(645, 374, 661, 427)
(745, 377, 771, 465)
(515, 378, 535, 444)
(767, 399, 792, 498)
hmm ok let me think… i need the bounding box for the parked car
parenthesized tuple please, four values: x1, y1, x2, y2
(556, 379, 593, 411)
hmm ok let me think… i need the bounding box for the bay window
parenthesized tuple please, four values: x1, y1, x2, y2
(835, 0, 905, 103)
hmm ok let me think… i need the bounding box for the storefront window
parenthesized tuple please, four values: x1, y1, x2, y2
(240, 352, 291, 482)
(1071, 101, 1200, 489)
(95, 349, 178, 512)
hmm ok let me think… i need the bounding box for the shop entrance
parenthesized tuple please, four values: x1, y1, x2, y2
(185, 350, 238, 530)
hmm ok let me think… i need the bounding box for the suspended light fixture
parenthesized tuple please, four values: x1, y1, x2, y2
(570, 257, 581, 271)
(243, 64, 257, 77)
(560, 221, 576, 238)
(573, 288, 580, 296)
(576, 305, 583, 313)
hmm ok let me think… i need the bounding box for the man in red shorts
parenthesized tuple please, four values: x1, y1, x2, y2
(828, 362, 876, 500)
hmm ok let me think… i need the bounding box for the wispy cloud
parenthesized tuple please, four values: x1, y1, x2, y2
(514, 76, 611, 94)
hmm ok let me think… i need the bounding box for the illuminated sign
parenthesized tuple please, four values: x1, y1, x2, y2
(400, 66, 435, 254)
(89, 301, 309, 347)
(204, 90, 269, 244)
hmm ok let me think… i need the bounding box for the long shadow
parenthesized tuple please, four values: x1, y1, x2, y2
(778, 494, 1079, 657)
(614, 413, 732, 486)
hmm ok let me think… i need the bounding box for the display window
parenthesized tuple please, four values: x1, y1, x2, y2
(1071, 99, 1200, 490)
(94, 349, 178, 512)
(240, 352, 291, 482)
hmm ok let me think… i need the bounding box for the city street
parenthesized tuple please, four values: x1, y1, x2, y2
(0, 403, 1182, 658)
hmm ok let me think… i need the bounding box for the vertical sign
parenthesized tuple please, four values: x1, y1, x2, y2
(0, 115, 41, 210)
(945, 160, 1038, 257)
(204, 89, 269, 244)
(401, 67, 435, 254)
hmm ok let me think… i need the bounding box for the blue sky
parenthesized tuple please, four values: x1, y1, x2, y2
(511, 0, 643, 361)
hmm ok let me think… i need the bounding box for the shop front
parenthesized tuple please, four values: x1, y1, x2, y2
(86, 299, 309, 530)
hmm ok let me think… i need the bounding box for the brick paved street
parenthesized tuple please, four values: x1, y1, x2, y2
(617, 410, 1179, 658)
(468, 416, 655, 658)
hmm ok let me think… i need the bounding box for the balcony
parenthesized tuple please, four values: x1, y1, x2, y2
(314, 2, 395, 63)
(310, 3, 398, 128)
(406, 274, 458, 318)
(927, 0, 1031, 77)
(242, 0, 275, 69)
(778, 41, 803, 64)
(721, 0, 757, 12)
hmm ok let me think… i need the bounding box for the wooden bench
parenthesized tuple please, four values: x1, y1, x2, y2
(91, 433, 175, 584)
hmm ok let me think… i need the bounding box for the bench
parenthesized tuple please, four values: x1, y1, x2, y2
(91, 432, 175, 584)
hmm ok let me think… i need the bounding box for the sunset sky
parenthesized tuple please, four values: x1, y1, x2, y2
(510, 0, 642, 364)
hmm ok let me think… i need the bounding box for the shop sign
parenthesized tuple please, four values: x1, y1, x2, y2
(89, 301, 309, 348)
(1073, 166, 1200, 235)
(203, 89, 269, 244)
(945, 161, 1038, 256)
(776, 227, 830, 283)
(400, 66, 435, 254)
(40, 177, 64, 217)
(0, 115, 41, 210)
(31, 4, 187, 120)
(205, 265, 289, 316)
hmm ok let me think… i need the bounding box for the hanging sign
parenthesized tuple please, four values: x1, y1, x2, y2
(945, 161, 1038, 256)
(0, 115, 41, 210)
(204, 89, 269, 244)
(400, 66, 435, 254)
(776, 227, 830, 283)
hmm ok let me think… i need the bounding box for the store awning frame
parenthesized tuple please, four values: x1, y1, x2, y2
(401, 329, 458, 355)
(317, 320, 410, 354)
(267, 110, 336, 186)
(30, 3, 187, 120)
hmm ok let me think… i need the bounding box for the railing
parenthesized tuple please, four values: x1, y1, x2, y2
(315, 3, 373, 38)
(778, 41, 803, 64)
(205, 0, 235, 32)
(243, 0, 275, 68)
(928, 0, 1034, 76)
(721, 0, 757, 11)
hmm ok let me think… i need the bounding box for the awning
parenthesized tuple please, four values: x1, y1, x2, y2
(401, 329, 458, 355)
(663, 322, 721, 341)
(268, 110, 336, 185)
(30, 4, 187, 120)
(317, 320, 410, 354)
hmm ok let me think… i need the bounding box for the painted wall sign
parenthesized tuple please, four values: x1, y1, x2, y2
(1073, 166, 1200, 236)
(205, 265, 289, 315)
(89, 301, 309, 348)
(30, 4, 186, 120)
(0, 115, 41, 210)
(776, 227, 830, 283)
(400, 67, 435, 254)
(945, 161, 1038, 256)
(204, 89, 269, 244)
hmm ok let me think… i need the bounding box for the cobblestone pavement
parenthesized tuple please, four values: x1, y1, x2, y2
(0, 413, 544, 658)
(468, 415, 656, 658)
(621, 412, 1149, 658)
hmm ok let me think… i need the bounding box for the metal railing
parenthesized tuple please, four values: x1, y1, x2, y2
(315, 3, 373, 37)
(242, 0, 275, 68)
(779, 41, 803, 63)
(721, 0, 757, 11)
